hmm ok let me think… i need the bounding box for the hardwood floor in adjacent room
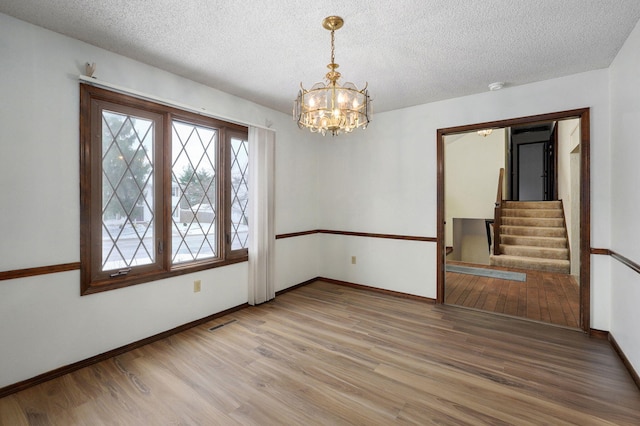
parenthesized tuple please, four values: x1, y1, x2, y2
(1, 281, 638, 425)
(445, 261, 580, 328)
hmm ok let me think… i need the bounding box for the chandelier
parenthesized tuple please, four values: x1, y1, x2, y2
(294, 16, 372, 136)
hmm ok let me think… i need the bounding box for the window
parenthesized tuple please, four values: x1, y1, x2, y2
(80, 84, 248, 294)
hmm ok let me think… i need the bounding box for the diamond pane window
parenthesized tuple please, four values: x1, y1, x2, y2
(171, 120, 218, 264)
(81, 84, 248, 294)
(101, 110, 155, 271)
(230, 136, 249, 250)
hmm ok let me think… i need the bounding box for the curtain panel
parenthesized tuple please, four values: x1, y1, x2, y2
(247, 127, 276, 305)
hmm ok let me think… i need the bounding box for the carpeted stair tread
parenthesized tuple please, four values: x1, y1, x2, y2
(501, 217, 564, 227)
(503, 201, 562, 209)
(502, 208, 564, 218)
(500, 225, 566, 237)
(490, 254, 570, 274)
(494, 200, 570, 274)
(501, 244, 569, 260)
(500, 235, 567, 248)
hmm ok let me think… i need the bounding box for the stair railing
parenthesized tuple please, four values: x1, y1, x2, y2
(493, 168, 505, 255)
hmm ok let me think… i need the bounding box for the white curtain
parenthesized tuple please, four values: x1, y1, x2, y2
(247, 127, 276, 305)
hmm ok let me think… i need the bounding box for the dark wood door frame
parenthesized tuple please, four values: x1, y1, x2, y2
(436, 108, 591, 332)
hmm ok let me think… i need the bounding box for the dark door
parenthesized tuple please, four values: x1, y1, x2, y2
(510, 123, 556, 201)
(518, 142, 546, 200)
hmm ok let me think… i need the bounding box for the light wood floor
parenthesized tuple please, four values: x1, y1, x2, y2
(1, 281, 638, 425)
(445, 261, 580, 328)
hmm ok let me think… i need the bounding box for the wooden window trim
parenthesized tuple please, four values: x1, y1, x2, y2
(224, 128, 250, 261)
(80, 84, 248, 295)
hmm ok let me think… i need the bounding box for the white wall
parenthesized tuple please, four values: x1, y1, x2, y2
(557, 119, 581, 276)
(0, 13, 320, 388)
(609, 17, 640, 375)
(445, 129, 506, 248)
(319, 234, 436, 298)
(453, 218, 491, 265)
(275, 235, 320, 292)
(557, 119, 576, 222)
(317, 68, 612, 329)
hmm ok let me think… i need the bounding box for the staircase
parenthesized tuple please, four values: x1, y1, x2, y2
(490, 200, 570, 274)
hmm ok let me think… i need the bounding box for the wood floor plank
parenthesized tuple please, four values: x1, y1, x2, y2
(545, 275, 568, 326)
(517, 279, 528, 318)
(0, 281, 637, 424)
(445, 262, 580, 328)
(526, 274, 541, 321)
(447, 272, 473, 305)
(505, 281, 520, 316)
(462, 275, 484, 307)
(559, 274, 580, 326)
(494, 279, 509, 312)
(479, 277, 498, 311)
(537, 273, 552, 323)
(0, 396, 28, 426)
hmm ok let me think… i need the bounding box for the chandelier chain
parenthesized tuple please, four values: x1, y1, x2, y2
(330, 29, 335, 66)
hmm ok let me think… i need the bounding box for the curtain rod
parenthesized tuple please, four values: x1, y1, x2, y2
(78, 75, 275, 131)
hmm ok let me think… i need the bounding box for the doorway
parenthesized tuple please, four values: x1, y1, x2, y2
(436, 109, 591, 332)
(518, 142, 548, 199)
(510, 122, 557, 201)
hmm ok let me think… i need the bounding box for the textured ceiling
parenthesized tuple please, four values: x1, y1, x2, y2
(2, 1, 640, 114)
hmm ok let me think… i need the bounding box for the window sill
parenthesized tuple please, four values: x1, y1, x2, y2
(81, 256, 248, 295)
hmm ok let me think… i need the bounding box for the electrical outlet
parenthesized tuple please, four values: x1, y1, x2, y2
(194, 280, 201, 293)
(351, 256, 356, 264)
